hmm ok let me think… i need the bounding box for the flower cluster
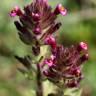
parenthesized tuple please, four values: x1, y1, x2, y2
(43, 42, 88, 88)
(10, 0, 88, 88)
(10, 0, 66, 55)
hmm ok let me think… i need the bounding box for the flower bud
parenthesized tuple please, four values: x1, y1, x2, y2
(44, 35, 56, 49)
(32, 13, 41, 21)
(77, 42, 88, 52)
(33, 26, 41, 35)
(54, 4, 67, 16)
(10, 6, 23, 17)
(44, 36, 55, 44)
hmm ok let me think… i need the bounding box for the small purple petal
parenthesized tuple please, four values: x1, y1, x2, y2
(44, 35, 56, 45)
(77, 42, 88, 52)
(10, 6, 23, 17)
(44, 59, 53, 67)
(32, 13, 41, 21)
(10, 12, 17, 17)
(33, 26, 41, 35)
(54, 4, 67, 16)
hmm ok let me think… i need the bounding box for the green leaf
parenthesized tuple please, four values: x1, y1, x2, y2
(64, 88, 82, 96)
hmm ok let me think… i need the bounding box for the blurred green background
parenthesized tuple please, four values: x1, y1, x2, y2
(0, 0, 96, 96)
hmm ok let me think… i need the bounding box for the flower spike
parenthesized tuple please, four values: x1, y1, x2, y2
(10, 0, 89, 90)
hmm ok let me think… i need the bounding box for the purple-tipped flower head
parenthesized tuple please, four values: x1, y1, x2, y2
(43, 43, 88, 88)
(10, 0, 88, 89)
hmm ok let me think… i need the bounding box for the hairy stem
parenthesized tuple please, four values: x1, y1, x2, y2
(36, 63, 43, 96)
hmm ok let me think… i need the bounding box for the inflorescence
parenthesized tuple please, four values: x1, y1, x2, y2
(10, 0, 88, 88)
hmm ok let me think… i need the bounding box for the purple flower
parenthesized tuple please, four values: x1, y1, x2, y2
(33, 26, 41, 35)
(54, 4, 67, 16)
(32, 13, 41, 22)
(44, 59, 53, 67)
(44, 35, 56, 49)
(10, 0, 89, 89)
(10, 0, 62, 48)
(10, 6, 23, 17)
(77, 42, 88, 52)
(43, 43, 88, 88)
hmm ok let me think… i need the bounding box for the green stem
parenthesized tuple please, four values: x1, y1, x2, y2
(59, 90, 64, 96)
(36, 63, 43, 96)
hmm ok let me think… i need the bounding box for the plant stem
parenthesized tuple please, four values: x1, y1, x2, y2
(59, 89, 64, 96)
(36, 63, 43, 96)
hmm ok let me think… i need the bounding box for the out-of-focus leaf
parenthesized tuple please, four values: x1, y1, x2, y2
(64, 88, 82, 96)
